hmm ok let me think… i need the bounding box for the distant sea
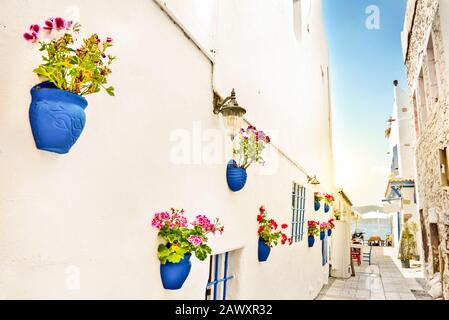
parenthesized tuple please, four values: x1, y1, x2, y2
(351, 218, 393, 240)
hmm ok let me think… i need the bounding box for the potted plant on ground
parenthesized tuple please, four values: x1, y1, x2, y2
(314, 192, 323, 211)
(307, 220, 320, 247)
(324, 193, 335, 213)
(399, 222, 417, 269)
(227, 125, 270, 192)
(319, 222, 328, 240)
(151, 208, 224, 290)
(334, 209, 341, 221)
(24, 17, 116, 154)
(327, 218, 335, 236)
(257, 206, 291, 262)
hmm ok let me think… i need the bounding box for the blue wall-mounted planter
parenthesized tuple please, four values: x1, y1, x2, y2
(328, 229, 332, 237)
(314, 201, 321, 211)
(226, 160, 247, 192)
(160, 253, 192, 290)
(320, 231, 325, 240)
(258, 237, 271, 262)
(324, 204, 330, 213)
(308, 236, 315, 247)
(29, 81, 88, 154)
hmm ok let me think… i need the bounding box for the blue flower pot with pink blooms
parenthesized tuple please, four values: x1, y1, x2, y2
(258, 237, 271, 262)
(320, 231, 325, 241)
(160, 253, 192, 290)
(324, 204, 330, 213)
(308, 236, 315, 247)
(226, 160, 247, 192)
(314, 201, 321, 211)
(328, 229, 332, 237)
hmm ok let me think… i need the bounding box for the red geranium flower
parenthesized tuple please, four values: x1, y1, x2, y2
(257, 215, 263, 222)
(258, 226, 264, 234)
(281, 223, 288, 229)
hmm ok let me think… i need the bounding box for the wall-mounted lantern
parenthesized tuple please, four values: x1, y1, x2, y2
(307, 175, 320, 186)
(213, 89, 246, 140)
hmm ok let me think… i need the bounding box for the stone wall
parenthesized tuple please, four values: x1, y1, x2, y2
(404, 0, 449, 299)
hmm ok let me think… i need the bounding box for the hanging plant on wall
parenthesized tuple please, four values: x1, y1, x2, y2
(226, 125, 270, 192)
(319, 222, 329, 240)
(151, 208, 224, 290)
(256, 206, 291, 262)
(314, 192, 323, 211)
(327, 218, 335, 236)
(323, 193, 334, 213)
(307, 220, 320, 247)
(23, 17, 116, 154)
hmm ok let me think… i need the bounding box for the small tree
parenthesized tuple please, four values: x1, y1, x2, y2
(399, 222, 417, 261)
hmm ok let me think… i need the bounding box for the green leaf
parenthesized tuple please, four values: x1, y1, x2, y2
(105, 86, 115, 96)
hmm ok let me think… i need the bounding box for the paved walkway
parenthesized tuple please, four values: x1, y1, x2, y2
(316, 247, 430, 300)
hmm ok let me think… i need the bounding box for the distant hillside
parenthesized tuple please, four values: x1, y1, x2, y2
(353, 205, 384, 214)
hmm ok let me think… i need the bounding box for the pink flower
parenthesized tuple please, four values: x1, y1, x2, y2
(193, 215, 212, 231)
(43, 18, 54, 31)
(106, 37, 113, 43)
(151, 218, 163, 229)
(29, 24, 40, 34)
(54, 17, 66, 30)
(23, 32, 38, 42)
(188, 235, 203, 246)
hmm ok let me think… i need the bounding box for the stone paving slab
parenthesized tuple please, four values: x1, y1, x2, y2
(316, 247, 428, 300)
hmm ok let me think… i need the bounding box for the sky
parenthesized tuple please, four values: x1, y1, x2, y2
(322, 0, 407, 207)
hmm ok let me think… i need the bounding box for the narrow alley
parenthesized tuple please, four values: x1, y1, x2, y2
(317, 247, 431, 300)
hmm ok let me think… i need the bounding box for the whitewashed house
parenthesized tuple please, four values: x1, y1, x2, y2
(382, 81, 420, 257)
(0, 0, 339, 299)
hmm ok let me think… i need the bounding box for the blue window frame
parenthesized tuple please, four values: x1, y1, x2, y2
(206, 252, 235, 300)
(291, 182, 306, 242)
(322, 234, 328, 266)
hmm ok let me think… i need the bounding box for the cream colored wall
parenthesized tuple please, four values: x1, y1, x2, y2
(162, 0, 335, 192)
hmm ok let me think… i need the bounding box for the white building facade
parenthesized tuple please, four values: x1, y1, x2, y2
(382, 82, 420, 257)
(0, 0, 339, 299)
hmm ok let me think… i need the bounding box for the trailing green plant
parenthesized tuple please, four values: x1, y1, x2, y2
(24, 17, 116, 96)
(399, 222, 417, 261)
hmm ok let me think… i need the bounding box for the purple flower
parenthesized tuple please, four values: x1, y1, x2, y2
(29, 24, 40, 34)
(66, 20, 73, 29)
(23, 32, 38, 42)
(106, 37, 113, 43)
(188, 235, 203, 247)
(54, 17, 66, 30)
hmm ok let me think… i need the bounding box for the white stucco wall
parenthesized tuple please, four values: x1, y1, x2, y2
(390, 85, 415, 178)
(0, 0, 335, 299)
(162, 0, 335, 192)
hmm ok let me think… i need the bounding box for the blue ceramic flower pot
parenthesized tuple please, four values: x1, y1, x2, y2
(320, 231, 325, 240)
(308, 236, 315, 247)
(314, 201, 321, 211)
(328, 229, 332, 237)
(29, 81, 88, 154)
(160, 253, 192, 290)
(226, 160, 247, 192)
(324, 204, 330, 213)
(258, 237, 271, 262)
